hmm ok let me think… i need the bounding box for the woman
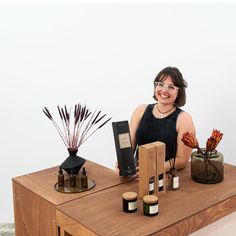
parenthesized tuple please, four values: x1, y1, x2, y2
(130, 66, 195, 172)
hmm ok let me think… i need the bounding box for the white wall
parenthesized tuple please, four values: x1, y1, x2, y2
(1, 3, 236, 233)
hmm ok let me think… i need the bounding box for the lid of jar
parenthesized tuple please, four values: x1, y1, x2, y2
(122, 192, 137, 200)
(143, 195, 158, 204)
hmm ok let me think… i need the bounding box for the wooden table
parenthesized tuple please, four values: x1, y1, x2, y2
(56, 163, 236, 236)
(13, 162, 236, 236)
(12, 160, 124, 236)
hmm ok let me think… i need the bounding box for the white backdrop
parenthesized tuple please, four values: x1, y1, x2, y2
(0, 3, 236, 233)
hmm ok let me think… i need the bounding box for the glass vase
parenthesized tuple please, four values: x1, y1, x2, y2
(191, 150, 224, 184)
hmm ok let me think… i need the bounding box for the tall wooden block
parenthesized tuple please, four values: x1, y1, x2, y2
(138, 144, 157, 198)
(150, 141, 166, 196)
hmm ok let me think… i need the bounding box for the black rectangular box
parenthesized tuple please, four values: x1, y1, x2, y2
(112, 121, 136, 177)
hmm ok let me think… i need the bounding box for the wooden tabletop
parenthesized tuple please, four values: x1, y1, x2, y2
(56, 163, 236, 236)
(12, 160, 124, 206)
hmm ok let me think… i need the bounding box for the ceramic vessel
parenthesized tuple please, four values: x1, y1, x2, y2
(60, 148, 86, 175)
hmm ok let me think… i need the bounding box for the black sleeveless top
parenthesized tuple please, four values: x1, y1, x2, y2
(135, 104, 183, 161)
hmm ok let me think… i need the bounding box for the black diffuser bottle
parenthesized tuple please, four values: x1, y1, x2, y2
(81, 167, 88, 188)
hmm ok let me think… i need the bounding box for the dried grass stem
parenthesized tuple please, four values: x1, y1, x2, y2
(43, 104, 111, 150)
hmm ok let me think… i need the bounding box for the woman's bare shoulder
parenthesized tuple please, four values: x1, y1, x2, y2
(178, 110, 192, 120)
(135, 104, 148, 112)
(133, 104, 148, 117)
(130, 104, 148, 124)
(177, 111, 195, 132)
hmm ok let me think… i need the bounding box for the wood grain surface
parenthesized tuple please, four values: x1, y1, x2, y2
(12, 160, 122, 206)
(56, 163, 236, 236)
(13, 181, 56, 236)
(56, 210, 97, 236)
(12, 160, 127, 236)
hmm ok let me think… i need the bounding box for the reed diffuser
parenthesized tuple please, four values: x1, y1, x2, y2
(43, 103, 111, 175)
(167, 144, 179, 190)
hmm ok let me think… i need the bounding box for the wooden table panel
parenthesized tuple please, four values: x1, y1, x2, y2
(13, 181, 56, 236)
(12, 160, 124, 236)
(12, 160, 121, 206)
(56, 210, 97, 236)
(56, 163, 236, 236)
(158, 196, 236, 236)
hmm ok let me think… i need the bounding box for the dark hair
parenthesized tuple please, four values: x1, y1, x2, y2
(153, 66, 188, 107)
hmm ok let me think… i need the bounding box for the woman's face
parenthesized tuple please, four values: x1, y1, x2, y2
(155, 75, 179, 105)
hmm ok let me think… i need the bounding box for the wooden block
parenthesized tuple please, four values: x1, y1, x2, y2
(138, 144, 157, 198)
(12, 181, 57, 236)
(150, 141, 166, 196)
(56, 209, 97, 236)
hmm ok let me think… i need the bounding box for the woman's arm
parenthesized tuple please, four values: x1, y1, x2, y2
(165, 111, 196, 172)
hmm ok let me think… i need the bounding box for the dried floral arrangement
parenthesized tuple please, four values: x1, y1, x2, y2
(181, 129, 223, 156)
(43, 104, 112, 151)
(182, 129, 224, 184)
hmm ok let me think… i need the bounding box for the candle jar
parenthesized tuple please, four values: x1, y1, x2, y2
(122, 192, 137, 213)
(143, 195, 158, 216)
(191, 150, 224, 184)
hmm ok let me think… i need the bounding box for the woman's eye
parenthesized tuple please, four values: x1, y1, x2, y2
(168, 85, 175, 90)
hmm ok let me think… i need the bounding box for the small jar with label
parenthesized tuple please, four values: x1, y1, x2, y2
(143, 195, 158, 216)
(149, 176, 155, 194)
(158, 173, 164, 192)
(122, 192, 137, 213)
(170, 168, 179, 190)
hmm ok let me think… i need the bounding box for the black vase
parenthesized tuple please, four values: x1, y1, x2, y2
(60, 148, 86, 175)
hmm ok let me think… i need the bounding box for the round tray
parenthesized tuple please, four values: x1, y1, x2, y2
(54, 177, 96, 193)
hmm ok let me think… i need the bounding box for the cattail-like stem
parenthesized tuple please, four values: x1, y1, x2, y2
(43, 104, 111, 150)
(78, 117, 112, 148)
(43, 107, 68, 147)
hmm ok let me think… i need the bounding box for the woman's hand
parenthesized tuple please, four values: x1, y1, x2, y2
(115, 162, 139, 177)
(115, 162, 120, 174)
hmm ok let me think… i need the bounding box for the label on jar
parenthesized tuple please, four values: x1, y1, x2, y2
(149, 204, 158, 214)
(158, 179, 163, 187)
(173, 176, 179, 188)
(149, 182, 154, 191)
(128, 201, 137, 211)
